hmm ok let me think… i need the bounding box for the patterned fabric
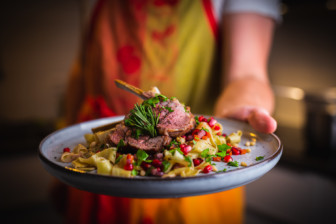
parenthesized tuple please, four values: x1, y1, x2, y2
(66, 0, 244, 223)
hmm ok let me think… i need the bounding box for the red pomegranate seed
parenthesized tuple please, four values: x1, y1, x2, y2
(141, 162, 151, 170)
(198, 115, 205, 122)
(152, 159, 162, 168)
(222, 133, 227, 137)
(223, 155, 233, 163)
(203, 165, 212, 173)
(193, 158, 203, 166)
(181, 145, 192, 155)
(208, 118, 217, 127)
(232, 147, 241, 155)
(197, 129, 206, 138)
(63, 147, 70, 153)
(124, 163, 133, 171)
(192, 129, 199, 136)
(214, 125, 220, 131)
(186, 134, 194, 141)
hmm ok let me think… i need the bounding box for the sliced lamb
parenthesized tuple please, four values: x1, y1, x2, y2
(153, 98, 196, 138)
(127, 135, 172, 152)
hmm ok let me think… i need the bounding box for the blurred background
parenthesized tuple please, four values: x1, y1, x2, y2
(0, 0, 335, 223)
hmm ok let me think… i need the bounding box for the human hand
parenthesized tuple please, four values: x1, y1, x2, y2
(215, 105, 277, 134)
(214, 78, 277, 134)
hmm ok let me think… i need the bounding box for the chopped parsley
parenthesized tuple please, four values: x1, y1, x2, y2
(228, 161, 239, 167)
(115, 155, 122, 164)
(256, 156, 264, 161)
(162, 160, 171, 172)
(117, 139, 125, 151)
(136, 150, 149, 166)
(184, 156, 192, 167)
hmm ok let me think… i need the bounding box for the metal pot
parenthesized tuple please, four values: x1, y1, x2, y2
(304, 88, 336, 158)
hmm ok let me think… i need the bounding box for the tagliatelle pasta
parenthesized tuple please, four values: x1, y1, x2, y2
(60, 115, 252, 178)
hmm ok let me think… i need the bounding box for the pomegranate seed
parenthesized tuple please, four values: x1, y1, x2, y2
(214, 125, 220, 131)
(222, 133, 227, 137)
(193, 158, 203, 166)
(208, 118, 217, 127)
(198, 129, 206, 138)
(181, 145, 192, 155)
(203, 165, 212, 173)
(63, 147, 70, 153)
(152, 159, 162, 168)
(186, 134, 194, 141)
(141, 162, 151, 170)
(223, 155, 233, 163)
(232, 147, 241, 155)
(124, 163, 133, 171)
(198, 115, 205, 122)
(192, 129, 199, 136)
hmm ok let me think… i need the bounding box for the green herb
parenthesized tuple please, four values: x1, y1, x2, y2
(124, 103, 159, 137)
(228, 161, 239, 167)
(202, 127, 209, 132)
(143, 94, 168, 107)
(184, 156, 192, 167)
(216, 168, 227, 173)
(117, 140, 125, 151)
(215, 144, 231, 158)
(162, 160, 171, 172)
(256, 156, 264, 161)
(164, 106, 174, 112)
(131, 169, 138, 176)
(168, 139, 179, 148)
(176, 148, 184, 156)
(218, 144, 231, 152)
(195, 116, 200, 125)
(216, 151, 226, 158)
(200, 148, 215, 162)
(136, 150, 149, 166)
(115, 155, 122, 164)
(200, 148, 210, 158)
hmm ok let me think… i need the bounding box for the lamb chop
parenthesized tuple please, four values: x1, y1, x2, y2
(105, 80, 196, 152)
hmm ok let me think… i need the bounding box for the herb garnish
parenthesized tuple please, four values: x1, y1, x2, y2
(115, 155, 122, 164)
(136, 150, 149, 166)
(184, 156, 192, 167)
(124, 103, 159, 137)
(228, 161, 239, 167)
(256, 156, 264, 161)
(117, 139, 125, 151)
(162, 160, 171, 172)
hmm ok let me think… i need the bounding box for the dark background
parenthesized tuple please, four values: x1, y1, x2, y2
(0, 0, 335, 223)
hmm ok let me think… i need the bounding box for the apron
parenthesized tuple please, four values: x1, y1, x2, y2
(64, 0, 244, 223)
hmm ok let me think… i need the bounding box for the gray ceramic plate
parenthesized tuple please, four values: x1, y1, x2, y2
(39, 116, 282, 198)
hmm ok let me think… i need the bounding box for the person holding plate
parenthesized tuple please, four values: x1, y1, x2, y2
(56, 0, 281, 223)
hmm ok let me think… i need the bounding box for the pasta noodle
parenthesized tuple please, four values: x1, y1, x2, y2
(60, 115, 250, 178)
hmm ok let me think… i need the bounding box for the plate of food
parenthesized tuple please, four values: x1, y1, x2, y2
(39, 80, 282, 198)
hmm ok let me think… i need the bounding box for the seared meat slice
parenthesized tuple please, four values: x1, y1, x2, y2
(108, 122, 172, 152)
(108, 123, 130, 145)
(153, 98, 196, 138)
(127, 135, 172, 152)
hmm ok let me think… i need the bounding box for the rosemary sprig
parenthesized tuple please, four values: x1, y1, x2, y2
(124, 103, 159, 137)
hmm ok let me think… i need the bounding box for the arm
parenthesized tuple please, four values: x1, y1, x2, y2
(214, 13, 277, 133)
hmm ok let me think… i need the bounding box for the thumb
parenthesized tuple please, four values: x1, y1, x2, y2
(247, 108, 277, 133)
